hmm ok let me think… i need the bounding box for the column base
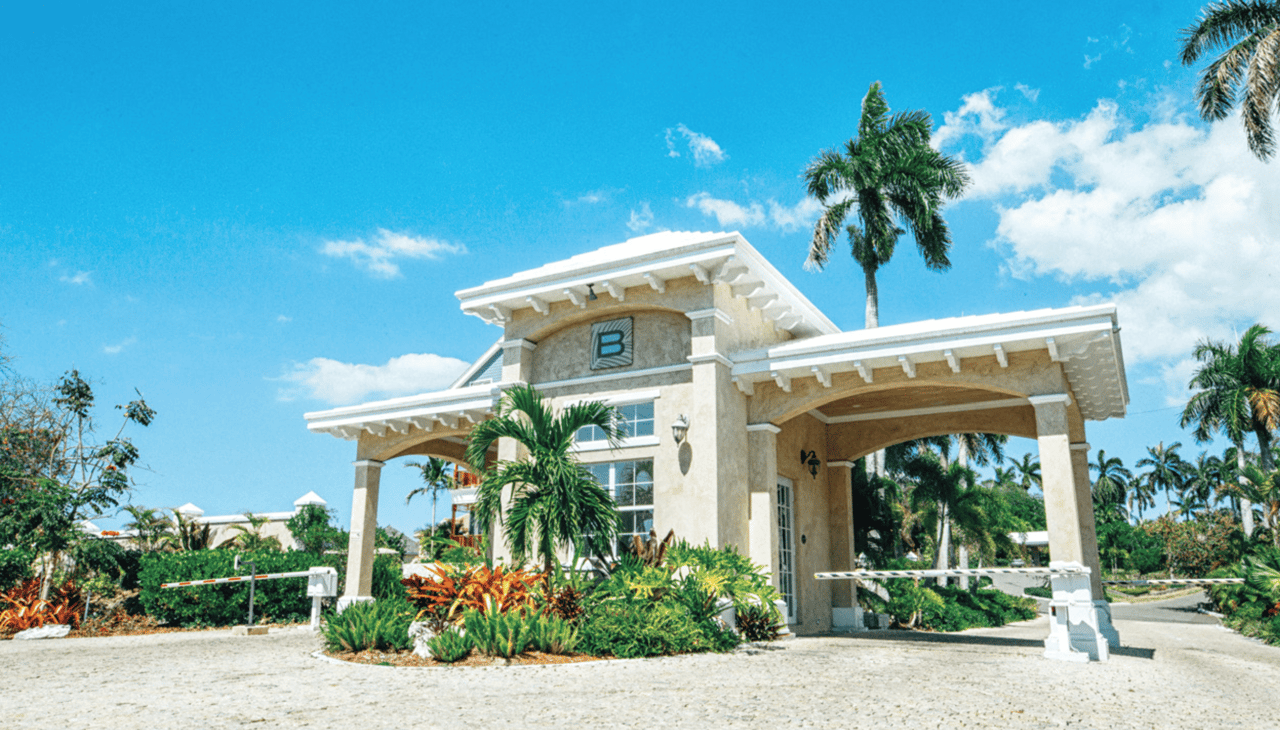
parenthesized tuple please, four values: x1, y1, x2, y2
(1042, 562, 1110, 662)
(335, 595, 374, 613)
(832, 607, 865, 631)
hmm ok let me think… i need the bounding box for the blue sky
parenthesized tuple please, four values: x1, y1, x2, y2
(4, 1, 1277, 533)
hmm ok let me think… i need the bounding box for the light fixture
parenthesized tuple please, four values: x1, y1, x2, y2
(671, 414, 689, 444)
(586, 283, 598, 301)
(800, 449, 821, 478)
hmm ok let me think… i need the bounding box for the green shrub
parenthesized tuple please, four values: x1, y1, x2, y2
(1023, 586, 1051, 599)
(322, 598, 414, 652)
(464, 605, 532, 658)
(0, 548, 33, 592)
(425, 626, 472, 662)
(140, 550, 332, 626)
(526, 611, 580, 654)
(578, 600, 734, 658)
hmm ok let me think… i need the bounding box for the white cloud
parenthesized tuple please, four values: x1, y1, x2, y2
(276, 315, 292, 323)
(933, 88, 1009, 150)
(665, 124, 727, 167)
(103, 336, 137, 355)
(320, 229, 465, 279)
(627, 202, 655, 232)
(60, 271, 92, 285)
(685, 193, 823, 233)
(1015, 83, 1040, 103)
(278, 352, 470, 406)
(944, 93, 1280, 400)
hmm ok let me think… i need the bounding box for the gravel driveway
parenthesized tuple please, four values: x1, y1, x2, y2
(3, 597, 1278, 729)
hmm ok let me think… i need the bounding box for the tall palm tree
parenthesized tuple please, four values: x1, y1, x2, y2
(465, 385, 622, 574)
(1181, 323, 1280, 537)
(905, 452, 995, 578)
(1180, 1, 1280, 160)
(1182, 452, 1226, 517)
(803, 81, 970, 328)
(1128, 477, 1157, 522)
(1090, 449, 1133, 519)
(1240, 464, 1280, 546)
(1136, 442, 1189, 518)
(405, 457, 455, 530)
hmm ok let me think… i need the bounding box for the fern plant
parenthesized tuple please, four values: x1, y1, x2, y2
(463, 600, 532, 658)
(424, 626, 472, 662)
(322, 598, 414, 652)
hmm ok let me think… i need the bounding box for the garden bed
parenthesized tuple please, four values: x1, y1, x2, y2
(324, 648, 605, 667)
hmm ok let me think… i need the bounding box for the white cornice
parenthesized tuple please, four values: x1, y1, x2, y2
(686, 308, 734, 326)
(688, 352, 734, 369)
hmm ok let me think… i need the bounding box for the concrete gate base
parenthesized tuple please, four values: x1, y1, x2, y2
(1043, 562, 1118, 662)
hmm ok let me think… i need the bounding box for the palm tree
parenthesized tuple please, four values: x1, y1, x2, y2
(1128, 476, 1157, 522)
(1010, 453, 1042, 493)
(905, 452, 995, 579)
(1180, 1, 1280, 160)
(1090, 449, 1133, 519)
(229, 513, 283, 552)
(405, 457, 455, 530)
(121, 504, 173, 552)
(803, 81, 970, 328)
(160, 508, 212, 551)
(1181, 324, 1280, 538)
(465, 385, 622, 574)
(1136, 442, 1189, 518)
(1240, 464, 1280, 546)
(1181, 452, 1226, 518)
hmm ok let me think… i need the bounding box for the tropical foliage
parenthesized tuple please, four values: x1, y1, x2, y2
(1180, 0, 1280, 160)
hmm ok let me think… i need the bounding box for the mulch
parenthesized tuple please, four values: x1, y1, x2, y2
(326, 649, 605, 668)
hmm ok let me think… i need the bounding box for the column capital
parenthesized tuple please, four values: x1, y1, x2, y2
(351, 459, 385, 469)
(501, 338, 538, 352)
(1027, 393, 1072, 409)
(746, 422, 781, 434)
(1070, 442, 1091, 452)
(827, 461, 856, 469)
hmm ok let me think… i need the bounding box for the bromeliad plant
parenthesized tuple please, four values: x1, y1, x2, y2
(0, 578, 83, 634)
(402, 563, 542, 629)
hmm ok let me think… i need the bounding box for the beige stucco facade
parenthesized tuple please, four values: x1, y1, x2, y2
(306, 231, 1130, 635)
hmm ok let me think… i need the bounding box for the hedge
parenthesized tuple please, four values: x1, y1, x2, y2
(139, 551, 404, 627)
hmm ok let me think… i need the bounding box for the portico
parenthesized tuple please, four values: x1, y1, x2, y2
(304, 230, 1129, 644)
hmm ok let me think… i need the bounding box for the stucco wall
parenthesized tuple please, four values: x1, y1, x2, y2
(530, 309, 692, 384)
(776, 413, 832, 633)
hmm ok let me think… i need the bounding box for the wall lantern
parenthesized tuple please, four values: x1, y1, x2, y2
(800, 449, 821, 479)
(671, 414, 690, 444)
(586, 283, 599, 301)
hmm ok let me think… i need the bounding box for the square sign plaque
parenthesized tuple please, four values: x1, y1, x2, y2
(591, 317, 633, 370)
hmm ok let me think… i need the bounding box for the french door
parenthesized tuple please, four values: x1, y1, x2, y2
(776, 476, 797, 624)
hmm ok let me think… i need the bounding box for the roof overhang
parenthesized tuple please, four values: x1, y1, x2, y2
(455, 231, 839, 338)
(731, 304, 1129, 421)
(304, 382, 504, 441)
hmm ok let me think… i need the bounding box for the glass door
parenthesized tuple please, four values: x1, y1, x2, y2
(776, 476, 797, 624)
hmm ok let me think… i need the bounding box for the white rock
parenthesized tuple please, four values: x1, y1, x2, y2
(15, 624, 71, 640)
(408, 621, 436, 658)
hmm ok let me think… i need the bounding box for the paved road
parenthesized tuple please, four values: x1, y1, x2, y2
(3, 598, 1278, 729)
(1110, 591, 1218, 624)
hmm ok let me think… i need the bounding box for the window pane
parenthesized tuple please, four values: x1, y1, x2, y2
(633, 481, 653, 505)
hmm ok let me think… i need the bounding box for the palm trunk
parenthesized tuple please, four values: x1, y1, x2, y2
(957, 441, 970, 590)
(864, 266, 879, 329)
(1238, 445, 1255, 538)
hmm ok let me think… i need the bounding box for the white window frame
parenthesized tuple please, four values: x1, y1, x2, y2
(585, 458, 654, 557)
(776, 475, 798, 625)
(570, 391, 661, 452)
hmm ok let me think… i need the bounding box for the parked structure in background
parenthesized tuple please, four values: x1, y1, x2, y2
(82, 491, 330, 551)
(305, 230, 1130, 642)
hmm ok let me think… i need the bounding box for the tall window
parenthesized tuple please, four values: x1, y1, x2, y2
(586, 459, 654, 556)
(574, 401, 654, 444)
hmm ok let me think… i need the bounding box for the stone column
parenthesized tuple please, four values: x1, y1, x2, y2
(1031, 394, 1116, 659)
(339, 458, 383, 609)
(1072, 440, 1119, 648)
(826, 460, 861, 630)
(746, 424, 780, 582)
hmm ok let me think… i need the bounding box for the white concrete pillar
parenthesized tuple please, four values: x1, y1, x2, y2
(746, 424, 780, 582)
(827, 461, 862, 630)
(339, 458, 383, 608)
(1071, 440, 1119, 648)
(1031, 395, 1086, 567)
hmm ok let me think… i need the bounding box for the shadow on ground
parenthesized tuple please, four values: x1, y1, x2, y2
(828, 629, 1156, 660)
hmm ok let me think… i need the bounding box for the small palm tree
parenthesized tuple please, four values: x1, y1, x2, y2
(1011, 453, 1042, 494)
(229, 513, 283, 552)
(804, 81, 970, 328)
(405, 457, 455, 529)
(1241, 465, 1280, 546)
(465, 385, 622, 574)
(1137, 442, 1189, 518)
(1090, 449, 1133, 519)
(160, 509, 212, 551)
(121, 504, 173, 552)
(905, 452, 993, 577)
(1180, 1, 1280, 160)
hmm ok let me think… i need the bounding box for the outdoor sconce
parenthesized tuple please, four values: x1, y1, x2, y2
(586, 283, 598, 301)
(800, 449, 821, 479)
(671, 414, 690, 444)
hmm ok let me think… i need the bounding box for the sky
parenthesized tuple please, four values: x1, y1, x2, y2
(3, 1, 1277, 534)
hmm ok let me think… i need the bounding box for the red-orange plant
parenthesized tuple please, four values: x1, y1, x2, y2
(0, 579, 83, 634)
(402, 564, 542, 624)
